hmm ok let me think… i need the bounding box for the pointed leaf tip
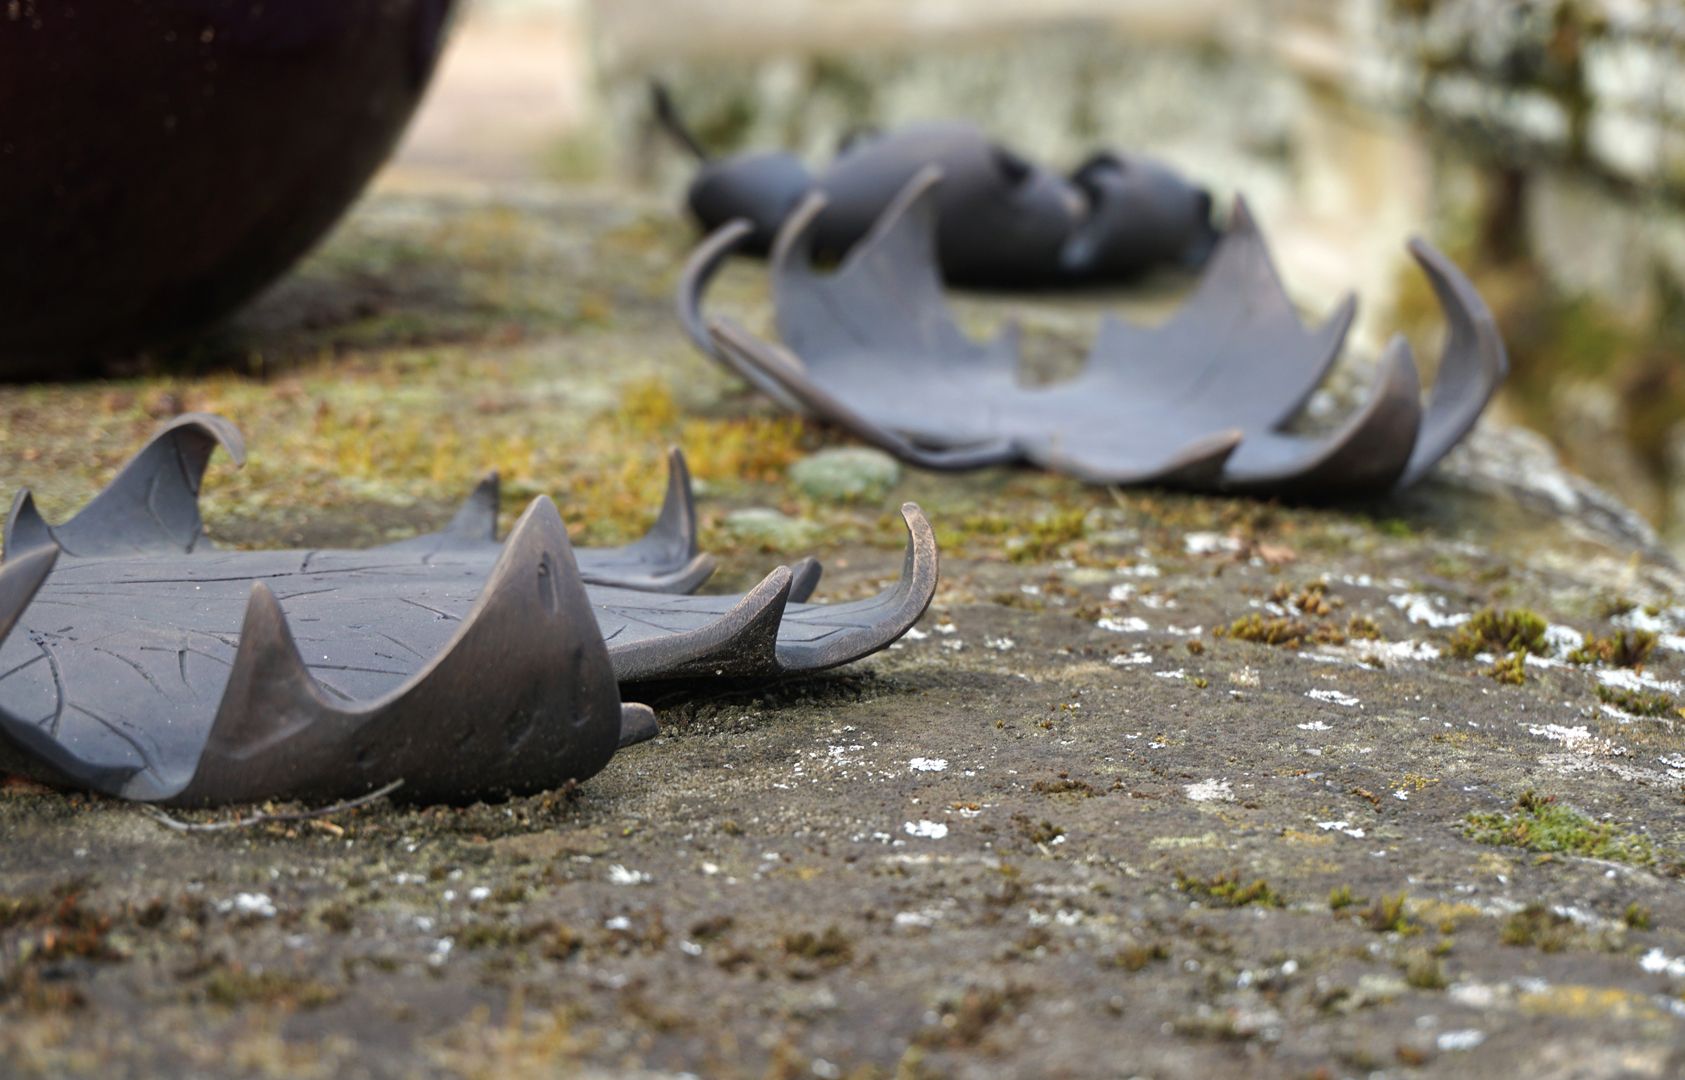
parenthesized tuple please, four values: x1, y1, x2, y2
(609, 564, 794, 682)
(656, 447, 699, 553)
(0, 543, 57, 645)
(1397, 238, 1509, 488)
(32, 412, 247, 558)
(770, 190, 832, 279)
(4, 489, 53, 560)
(1227, 193, 1258, 235)
(445, 472, 501, 541)
(677, 217, 756, 359)
(788, 557, 824, 604)
(178, 413, 247, 469)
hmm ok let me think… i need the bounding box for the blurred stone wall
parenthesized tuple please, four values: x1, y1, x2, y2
(1252, 0, 1685, 313)
(590, 0, 1685, 309)
(1255, 1, 1685, 539)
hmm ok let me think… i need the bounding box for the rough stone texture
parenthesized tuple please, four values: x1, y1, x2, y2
(723, 507, 823, 551)
(0, 162, 1681, 1077)
(789, 448, 903, 503)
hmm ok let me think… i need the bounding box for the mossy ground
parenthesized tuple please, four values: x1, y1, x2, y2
(2, 174, 1684, 1077)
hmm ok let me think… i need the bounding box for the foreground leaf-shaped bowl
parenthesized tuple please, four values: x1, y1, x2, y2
(681, 168, 1509, 498)
(0, 417, 937, 805)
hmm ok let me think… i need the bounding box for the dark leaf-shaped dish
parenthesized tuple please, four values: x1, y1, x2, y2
(0, 416, 937, 805)
(681, 169, 1509, 497)
(654, 84, 1217, 285)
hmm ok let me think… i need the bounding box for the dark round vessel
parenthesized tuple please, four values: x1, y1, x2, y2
(0, 0, 456, 378)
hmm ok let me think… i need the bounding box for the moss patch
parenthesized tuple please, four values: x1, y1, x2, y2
(1485, 650, 1528, 685)
(1594, 683, 1680, 718)
(1500, 905, 1580, 953)
(1567, 630, 1657, 668)
(1466, 792, 1656, 866)
(1447, 608, 1550, 659)
(1174, 870, 1282, 909)
(200, 968, 343, 1011)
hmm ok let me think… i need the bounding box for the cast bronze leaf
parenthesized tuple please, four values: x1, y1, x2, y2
(654, 83, 1217, 286)
(0, 418, 938, 805)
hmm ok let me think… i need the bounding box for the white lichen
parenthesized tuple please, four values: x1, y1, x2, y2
(1184, 779, 1234, 803)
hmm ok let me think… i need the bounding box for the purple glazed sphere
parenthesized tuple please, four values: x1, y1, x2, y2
(0, 0, 456, 377)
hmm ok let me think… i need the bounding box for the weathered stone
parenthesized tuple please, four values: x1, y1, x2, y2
(788, 447, 902, 502)
(723, 506, 821, 550)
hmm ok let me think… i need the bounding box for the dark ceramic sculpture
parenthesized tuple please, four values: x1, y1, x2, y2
(0, 416, 936, 804)
(0, 0, 456, 378)
(682, 170, 1508, 496)
(654, 84, 1216, 286)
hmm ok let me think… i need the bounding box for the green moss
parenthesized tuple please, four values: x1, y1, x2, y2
(1596, 596, 1639, 619)
(201, 968, 342, 1010)
(1273, 581, 1337, 616)
(1014, 817, 1066, 846)
(1447, 608, 1550, 659)
(1031, 775, 1098, 799)
(1567, 630, 1657, 667)
(1623, 902, 1653, 931)
(1224, 614, 1311, 648)
(1400, 948, 1448, 990)
(1594, 683, 1679, 718)
(1499, 905, 1578, 952)
(935, 511, 1015, 555)
(0, 882, 122, 973)
(1174, 870, 1282, 909)
(1485, 650, 1529, 685)
(1221, 612, 1348, 649)
(802, 55, 879, 124)
(607, 377, 812, 490)
(1359, 893, 1420, 935)
(318, 904, 355, 933)
(1007, 508, 1091, 564)
(914, 985, 1031, 1050)
(1103, 941, 1170, 972)
(459, 920, 580, 959)
(1466, 791, 1656, 866)
(1347, 615, 1383, 641)
(778, 926, 854, 969)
